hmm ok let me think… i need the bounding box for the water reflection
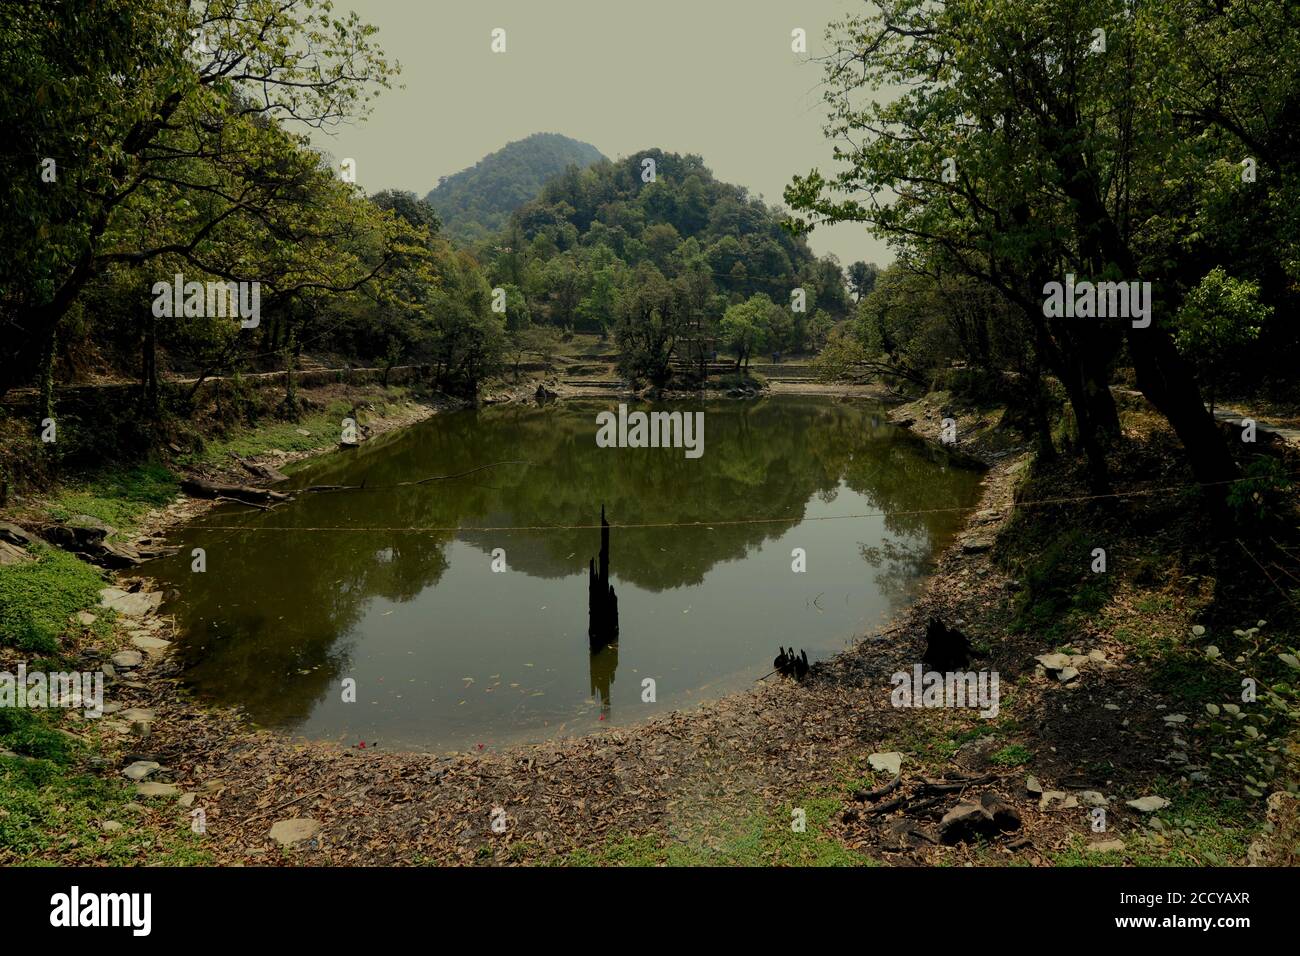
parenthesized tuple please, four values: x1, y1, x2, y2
(141, 397, 984, 750)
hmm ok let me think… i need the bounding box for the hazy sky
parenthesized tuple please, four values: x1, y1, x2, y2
(306, 0, 893, 266)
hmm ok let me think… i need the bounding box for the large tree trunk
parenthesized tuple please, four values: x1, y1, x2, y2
(141, 311, 159, 419)
(37, 322, 57, 427)
(1128, 327, 1238, 487)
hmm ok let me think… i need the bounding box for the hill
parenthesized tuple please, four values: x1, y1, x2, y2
(425, 133, 605, 243)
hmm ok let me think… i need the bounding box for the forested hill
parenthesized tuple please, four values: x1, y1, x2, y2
(484, 149, 851, 358)
(425, 133, 605, 242)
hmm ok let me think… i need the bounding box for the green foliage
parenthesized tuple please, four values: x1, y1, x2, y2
(786, 0, 1300, 476)
(484, 149, 852, 383)
(0, 709, 76, 763)
(1226, 456, 1294, 529)
(1007, 527, 1112, 639)
(0, 546, 105, 652)
(1199, 621, 1300, 798)
(719, 294, 779, 368)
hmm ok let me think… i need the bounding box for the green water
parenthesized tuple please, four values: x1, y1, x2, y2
(142, 396, 983, 751)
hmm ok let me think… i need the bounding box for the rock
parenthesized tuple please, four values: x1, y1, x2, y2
(68, 514, 115, 537)
(1163, 713, 1188, 724)
(1086, 839, 1126, 854)
(101, 821, 124, 833)
(868, 752, 904, 776)
(76, 611, 98, 626)
(961, 538, 993, 554)
(269, 818, 321, 846)
(118, 707, 155, 723)
(296, 429, 311, 436)
(1057, 666, 1080, 683)
(135, 782, 180, 798)
(97, 542, 145, 569)
(1088, 649, 1107, 662)
(0, 521, 44, 547)
(200, 780, 226, 793)
(1104, 703, 1121, 711)
(101, 702, 123, 715)
(1035, 653, 1072, 672)
(1039, 790, 1079, 811)
(130, 634, 172, 654)
(1078, 791, 1109, 808)
(178, 792, 197, 808)
(99, 587, 162, 618)
(1025, 775, 1043, 796)
(110, 650, 144, 668)
(1126, 795, 1171, 813)
(0, 539, 33, 565)
(122, 760, 161, 781)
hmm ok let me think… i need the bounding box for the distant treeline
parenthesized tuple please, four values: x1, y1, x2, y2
(475, 149, 858, 384)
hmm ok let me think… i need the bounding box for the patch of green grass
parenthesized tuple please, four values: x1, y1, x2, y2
(46, 462, 179, 534)
(0, 700, 211, 865)
(1008, 527, 1113, 641)
(989, 744, 1033, 767)
(0, 545, 105, 652)
(560, 795, 874, 867)
(0, 756, 211, 865)
(0, 708, 76, 762)
(562, 832, 668, 867)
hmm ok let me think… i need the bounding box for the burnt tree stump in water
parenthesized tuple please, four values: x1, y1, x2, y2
(588, 504, 619, 650)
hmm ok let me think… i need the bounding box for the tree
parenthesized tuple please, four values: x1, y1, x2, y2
(847, 262, 879, 302)
(1, 0, 398, 406)
(1174, 268, 1269, 415)
(720, 294, 775, 370)
(786, 0, 1249, 491)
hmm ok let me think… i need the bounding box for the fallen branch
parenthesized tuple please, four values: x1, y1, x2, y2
(853, 773, 902, 802)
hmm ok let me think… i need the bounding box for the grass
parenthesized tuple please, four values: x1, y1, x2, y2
(182, 393, 416, 466)
(182, 399, 356, 464)
(559, 794, 873, 867)
(990, 744, 1034, 767)
(1050, 790, 1256, 866)
(44, 462, 180, 536)
(0, 544, 107, 652)
(0, 751, 211, 866)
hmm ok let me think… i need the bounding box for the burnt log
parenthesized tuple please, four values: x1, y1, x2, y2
(588, 505, 619, 650)
(922, 618, 974, 671)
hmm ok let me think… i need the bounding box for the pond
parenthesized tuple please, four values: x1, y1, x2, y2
(142, 396, 984, 752)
